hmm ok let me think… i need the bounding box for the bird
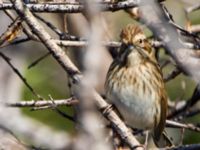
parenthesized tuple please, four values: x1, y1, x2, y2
(105, 24, 172, 148)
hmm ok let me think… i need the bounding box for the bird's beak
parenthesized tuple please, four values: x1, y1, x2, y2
(127, 45, 135, 50)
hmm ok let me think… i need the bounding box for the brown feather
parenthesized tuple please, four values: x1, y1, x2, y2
(105, 24, 171, 148)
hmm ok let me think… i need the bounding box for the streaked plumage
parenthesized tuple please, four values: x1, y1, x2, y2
(105, 24, 169, 147)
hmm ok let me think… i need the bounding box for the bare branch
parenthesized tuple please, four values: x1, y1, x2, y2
(172, 108, 200, 122)
(0, 1, 138, 13)
(170, 144, 200, 150)
(164, 68, 181, 82)
(139, 1, 200, 81)
(166, 120, 200, 132)
(6, 97, 78, 107)
(186, 3, 200, 13)
(168, 84, 200, 119)
(0, 38, 30, 49)
(27, 38, 199, 70)
(28, 52, 50, 69)
(0, 51, 42, 99)
(0, 17, 22, 46)
(33, 13, 63, 36)
(10, 0, 142, 148)
(3, 8, 39, 41)
(190, 24, 200, 33)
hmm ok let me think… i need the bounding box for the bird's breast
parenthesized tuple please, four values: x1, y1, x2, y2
(106, 63, 162, 130)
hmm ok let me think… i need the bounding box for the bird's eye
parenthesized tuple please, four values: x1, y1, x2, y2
(139, 39, 143, 43)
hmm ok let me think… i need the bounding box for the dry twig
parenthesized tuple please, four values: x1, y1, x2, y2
(0, 51, 42, 99)
(10, 0, 142, 148)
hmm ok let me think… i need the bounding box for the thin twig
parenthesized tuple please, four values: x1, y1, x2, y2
(33, 13, 81, 41)
(3, 8, 39, 41)
(33, 13, 63, 36)
(31, 105, 54, 110)
(53, 40, 121, 47)
(6, 97, 78, 107)
(166, 120, 200, 132)
(162, 5, 200, 43)
(125, 4, 200, 49)
(168, 84, 200, 119)
(27, 40, 120, 69)
(174, 108, 200, 122)
(0, 38, 30, 49)
(141, 1, 200, 83)
(0, 125, 42, 150)
(27, 38, 198, 70)
(186, 3, 200, 13)
(169, 143, 200, 150)
(48, 95, 76, 122)
(164, 68, 181, 82)
(0, 125, 24, 145)
(28, 52, 50, 69)
(42, 39, 199, 49)
(0, 17, 22, 46)
(0, 51, 42, 99)
(160, 60, 171, 69)
(190, 24, 200, 33)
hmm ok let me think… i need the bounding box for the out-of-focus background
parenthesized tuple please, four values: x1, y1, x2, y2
(0, 0, 200, 149)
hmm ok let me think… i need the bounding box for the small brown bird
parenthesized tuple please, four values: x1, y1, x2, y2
(105, 24, 171, 147)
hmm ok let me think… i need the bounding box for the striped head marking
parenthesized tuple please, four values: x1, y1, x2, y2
(120, 24, 152, 54)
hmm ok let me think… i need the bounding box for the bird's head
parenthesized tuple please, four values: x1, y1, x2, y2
(119, 24, 156, 65)
(120, 24, 152, 52)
